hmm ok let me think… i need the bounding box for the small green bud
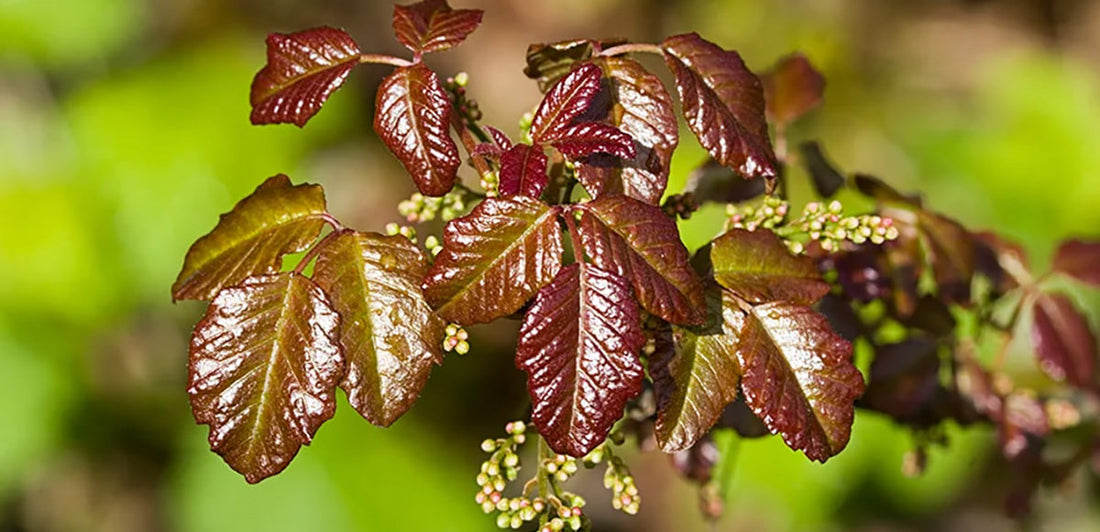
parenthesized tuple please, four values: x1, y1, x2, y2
(454, 71, 469, 86)
(455, 340, 470, 355)
(481, 439, 497, 452)
(496, 514, 510, 528)
(503, 453, 519, 468)
(568, 516, 581, 530)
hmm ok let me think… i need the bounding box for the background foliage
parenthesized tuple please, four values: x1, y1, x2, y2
(2, 0, 1099, 530)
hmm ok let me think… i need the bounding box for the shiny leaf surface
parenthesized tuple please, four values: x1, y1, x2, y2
(548, 121, 635, 160)
(313, 231, 445, 426)
(188, 273, 344, 483)
(576, 57, 677, 204)
(1052, 239, 1100, 286)
(576, 196, 705, 324)
(516, 264, 644, 456)
(761, 53, 825, 128)
(1032, 292, 1098, 389)
(250, 27, 361, 127)
(711, 228, 829, 305)
(499, 144, 550, 198)
(374, 63, 461, 196)
(523, 39, 621, 92)
(423, 197, 563, 324)
(661, 33, 776, 179)
(172, 175, 326, 301)
(652, 288, 745, 452)
(737, 302, 863, 462)
(392, 0, 483, 55)
(530, 63, 602, 142)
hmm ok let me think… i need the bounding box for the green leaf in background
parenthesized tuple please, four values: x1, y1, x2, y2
(711, 228, 829, 306)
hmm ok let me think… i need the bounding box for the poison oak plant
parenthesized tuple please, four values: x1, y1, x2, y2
(173, 0, 1100, 527)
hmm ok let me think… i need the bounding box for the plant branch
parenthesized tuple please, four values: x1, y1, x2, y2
(600, 43, 664, 57)
(359, 53, 413, 67)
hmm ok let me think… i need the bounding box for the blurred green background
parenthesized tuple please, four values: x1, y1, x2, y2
(2, 0, 1099, 530)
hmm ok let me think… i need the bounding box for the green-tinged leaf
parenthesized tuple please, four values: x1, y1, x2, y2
(711, 228, 829, 305)
(422, 197, 563, 324)
(523, 39, 622, 93)
(172, 175, 326, 301)
(578, 56, 678, 204)
(188, 273, 344, 483)
(661, 33, 776, 179)
(1052, 239, 1100, 286)
(1031, 292, 1098, 389)
(576, 196, 705, 324)
(250, 27, 361, 127)
(374, 63, 461, 196)
(737, 302, 863, 462)
(761, 53, 825, 128)
(392, 0, 483, 55)
(652, 288, 745, 452)
(516, 264, 644, 456)
(313, 231, 445, 426)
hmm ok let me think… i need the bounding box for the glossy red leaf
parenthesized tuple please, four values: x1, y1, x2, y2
(737, 302, 863, 462)
(548, 121, 635, 160)
(575, 196, 706, 325)
(862, 339, 940, 420)
(710, 228, 829, 305)
(423, 197, 563, 324)
(484, 125, 513, 150)
(498, 144, 549, 198)
(530, 63, 602, 142)
(392, 0, 483, 55)
(250, 27, 361, 127)
(1053, 239, 1100, 286)
(312, 231, 445, 426)
(661, 33, 776, 179)
(524, 39, 615, 92)
(1031, 292, 1098, 389)
(188, 273, 344, 483)
(761, 53, 825, 128)
(374, 63, 461, 196)
(577, 57, 678, 205)
(652, 288, 745, 452)
(516, 264, 645, 456)
(172, 175, 326, 301)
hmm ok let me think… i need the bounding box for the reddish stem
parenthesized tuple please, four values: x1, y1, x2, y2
(359, 53, 413, 68)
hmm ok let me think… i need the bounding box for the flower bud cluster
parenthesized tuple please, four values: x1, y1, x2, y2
(444, 71, 482, 122)
(397, 190, 469, 223)
(480, 171, 500, 197)
(443, 323, 470, 355)
(603, 453, 640, 515)
(726, 198, 899, 254)
(423, 235, 443, 257)
(476, 422, 527, 518)
(384, 222, 417, 243)
(519, 111, 534, 144)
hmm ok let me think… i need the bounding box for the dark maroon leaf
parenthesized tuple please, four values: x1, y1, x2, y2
(548, 121, 635, 160)
(737, 302, 863, 462)
(498, 144, 550, 198)
(172, 175, 326, 301)
(661, 33, 776, 179)
(669, 434, 720, 484)
(710, 228, 829, 305)
(484, 125, 513, 149)
(1053, 239, 1100, 286)
(761, 53, 825, 128)
(374, 63, 461, 196)
(576, 57, 678, 204)
(716, 395, 769, 438)
(816, 293, 862, 342)
(422, 197, 563, 324)
(913, 207, 976, 304)
(862, 339, 940, 420)
(853, 173, 921, 206)
(681, 159, 766, 205)
(1032, 292, 1098, 389)
(516, 264, 645, 456)
(530, 63, 602, 142)
(576, 196, 706, 325)
(798, 141, 844, 198)
(392, 0, 483, 55)
(828, 246, 892, 303)
(652, 288, 745, 452)
(312, 231, 445, 426)
(250, 27, 361, 127)
(973, 231, 1028, 296)
(188, 273, 344, 483)
(523, 39, 623, 93)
